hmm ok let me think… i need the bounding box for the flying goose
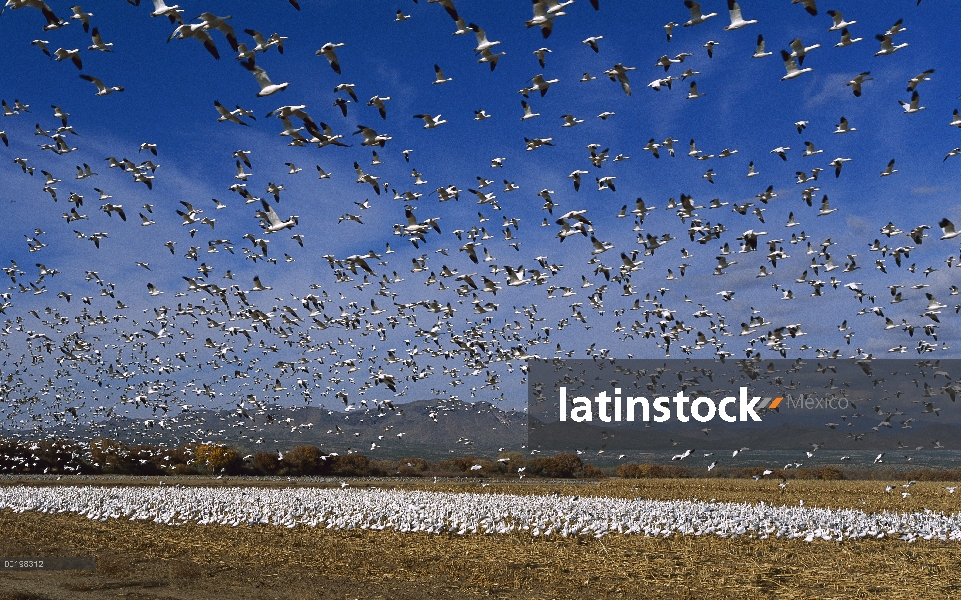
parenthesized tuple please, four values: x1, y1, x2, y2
(316, 42, 344, 74)
(413, 114, 446, 128)
(88, 28, 113, 52)
(899, 91, 925, 113)
(168, 23, 220, 59)
(792, 0, 817, 16)
(780, 50, 811, 80)
(826, 9, 855, 31)
(846, 72, 871, 97)
(939, 219, 961, 240)
(683, 1, 717, 27)
(752, 34, 771, 58)
(875, 33, 908, 56)
(150, 0, 183, 24)
(432, 64, 451, 84)
(835, 27, 862, 47)
(906, 69, 934, 92)
(724, 0, 756, 30)
(79, 74, 123, 96)
(256, 199, 297, 233)
(54, 48, 82, 69)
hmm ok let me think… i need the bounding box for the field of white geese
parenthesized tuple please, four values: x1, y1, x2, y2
(2, 485, 960, 543)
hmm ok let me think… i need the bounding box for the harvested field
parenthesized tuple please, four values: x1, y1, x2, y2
(0, 478, 958, 599)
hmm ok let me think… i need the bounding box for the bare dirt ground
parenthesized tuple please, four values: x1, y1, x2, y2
(0, 478, 958, 599)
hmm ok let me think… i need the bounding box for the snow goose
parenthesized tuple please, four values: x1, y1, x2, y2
(779, 50, 811, 80)
(752, 34, 771, 57)
(79, 74, 123, 96)
(846, 72, 871, 97)
(724, 0, 756, 30)
(316, 42, 344, 74)
(413, 114, 446, 128)
(683, 1, 717, 27)
(242, 61, 288, 96)
(875, 33, 907, 56)
(835, 27, 861, 47)
(899, 91, 924, 114)
(826, 9, 855, 31)
(432, 64, 451, 84)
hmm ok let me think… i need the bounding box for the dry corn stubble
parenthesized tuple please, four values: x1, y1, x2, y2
(0, 478, 958, 599)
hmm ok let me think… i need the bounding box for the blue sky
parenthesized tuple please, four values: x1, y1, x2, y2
(1, 0, 961, 429)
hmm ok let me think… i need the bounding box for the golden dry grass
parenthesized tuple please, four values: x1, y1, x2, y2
(0, 478, 957, 599)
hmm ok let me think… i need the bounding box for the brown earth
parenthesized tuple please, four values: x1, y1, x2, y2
(0, 478, 958, 599)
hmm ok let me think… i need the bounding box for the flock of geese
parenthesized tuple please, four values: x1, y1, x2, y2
(0, 0, 959, 484)
(1, 484, 960, 542)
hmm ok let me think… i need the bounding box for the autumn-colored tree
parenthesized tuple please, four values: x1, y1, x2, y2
(284, 445, 327, 475)
(195, 444, 241, 474)
(397, 457, 430, 477)
(328, 453, 370, 476)
(251, 452, 281, 475)
(88, 438, 133, 474)
(496, 451, 526, 473)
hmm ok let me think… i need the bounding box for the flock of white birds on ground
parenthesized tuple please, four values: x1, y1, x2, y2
(1, 0, 961, 465)
(1, 484, 960, 542)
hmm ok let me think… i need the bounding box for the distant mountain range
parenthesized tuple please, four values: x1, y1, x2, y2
(6, 398, 960, 460)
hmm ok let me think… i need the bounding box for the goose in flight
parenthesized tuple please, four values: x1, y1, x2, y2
(88, 28, 114, 52)
(197, 13, 239, 52)
(846, 72, 871, 97)
(168, 23, 220, 59)
(521, 74, 559, 97)
(214, 100, 249, 125)
(833, 116, 855, 134)
(885, 18, 907, 36)
(413, 114, 446, 128)
(54, 48, 82, 69)
(604, 63, 635, 96)
(256, 199, 298, 233)
(526, 0, 561, 39)
(780, 50, 811, 80)
(789, 38, 820, 66)
(533, 47, 551, 67)
(316, 42, 344, 74)
(835, 28, 862, 47)
(79, 74, 123, 96)
(367, 95, 390, 119)
(478, 47, 504, 70)
(792, 0, 817, 16)
(520, 100, 539, 120)
(150, 0, 183, 24)
(31, 39, 51, 57)
(469, 23, 500, 53)
(906, 69, 934, 92)
(244, 29, 287, 54)
(899, 91, 925, 113)
(817, 195, 836, 216)
(875, 33, 908, 56)
(686, 81, 705, 99)
(826, 9, 855, 31)
(242, 60, 288, 96)
(829, 157, 851, 177)
(5, 0, 66, 30)
(432, 64, 452, 84)
(683, 1, 717, 27)
(581, 36, 603, 52)
(724, 0, 756, 30)
(879, 159, 897, 177)
(752, 34, 771, 58)
(354, 125, 391, 147)
(939, 219, 961, 240)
